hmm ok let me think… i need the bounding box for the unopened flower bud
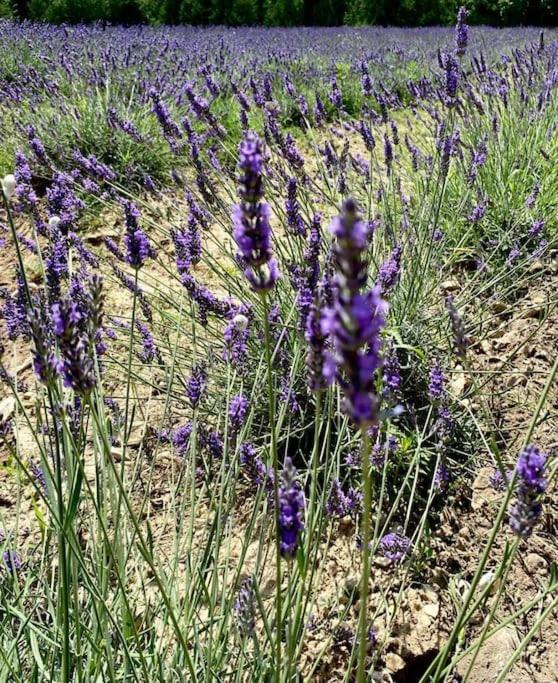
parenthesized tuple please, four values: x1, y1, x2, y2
(1, 174, 16, 199)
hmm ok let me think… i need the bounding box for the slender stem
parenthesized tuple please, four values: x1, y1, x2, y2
(262, 294, 282, 683)
(115, 267, 139, 655)
(356, 428, 372, 683)
(307, 391, 322, 536)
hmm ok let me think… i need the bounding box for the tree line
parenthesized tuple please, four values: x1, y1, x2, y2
(2, 0, 557, 27)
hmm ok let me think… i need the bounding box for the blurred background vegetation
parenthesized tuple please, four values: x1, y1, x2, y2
(1, 0, 557, 26)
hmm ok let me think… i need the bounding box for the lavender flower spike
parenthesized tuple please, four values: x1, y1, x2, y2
(322, 199, 387, 425)
(380, 532, 411, 564)
(123, 200, 153, 269)
(186, 363, 207, 408)
(233, 131, 279, 292)
(509, 445, 548, 539)
(278, 458, 305, 558)
(455, 7, 469, 57)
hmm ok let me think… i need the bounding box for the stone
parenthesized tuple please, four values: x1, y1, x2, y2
(384, 652, 406, 674)
(456, 626, 520, 682)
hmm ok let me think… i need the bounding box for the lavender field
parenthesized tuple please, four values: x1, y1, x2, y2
(1, 12, 557, 682)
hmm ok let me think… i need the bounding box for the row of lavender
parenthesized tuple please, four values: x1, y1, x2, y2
(0, 19, 555, 181)
(0, 10, 557, 682)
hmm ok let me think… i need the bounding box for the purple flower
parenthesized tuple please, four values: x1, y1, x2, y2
(509, 445, 548, 539)
(46, 172, 85, 233)
(51, 298, 97, 394)
(429, 359, 445, 401)
(186, 363, 207, 408)
(150, 88, 182, 144)
(469, 196, 488, 223)
(2, 270, 28, 340)
(240, 442, 269, 488)
(14, 150, 37, 211)
(326, 479, 361, 517)
(171, 213, 202, 275)
(314, 94, 326, 126)
(28, 302, 60, 385)
(203, 429, 224, 460)
(377, 246, 402, 294)
(444, 53, 459, 100)
(30, 459, 48, 498)
(291, 215, 322, 332)
(525, 183, 540, 209)
(233, 132, 279, 292)
(329, 78, 343, 110)
(434, 461, 451, 492)
(107, 108, 143, 143)
(278, 458, 305, 558)
(229, 394, 248, 433)
(3, 550, 22, 574)
(26, 125, 48, 163)
(181, 273, 234, 326)
(489, 467, 512, 491)
(528, 219, 544, 240)
(172, 422, 192, 457)
(383, 134, 393, 171)
(234, 576, 256, 637)
(379, 532, 411, 564)
(285, 177, 305, 236)
(383, 341, 401, 397)
(45, 224, 68, 300)
(136, 320, 159, 364)
(305, 290, 328, 392)
(223, 314, 250, 372)
(122, 200, 153, 268)
(455, 6, 469, 57)
(322, 199, 387, 425)
(506, 244, 521, 267)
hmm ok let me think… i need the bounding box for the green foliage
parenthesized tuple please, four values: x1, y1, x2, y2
(12, 0, 558, 28)
(0, 0, 14, 18)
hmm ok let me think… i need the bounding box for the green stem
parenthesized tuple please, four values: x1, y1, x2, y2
(262, 294, 282, 683)
(356, 429, 372, 683)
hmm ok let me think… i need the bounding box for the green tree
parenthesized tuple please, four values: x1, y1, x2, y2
(226, 0, 257, 24)
(344, 0, 377, 24)
(264, 0, 302, 25)
(0, 0, 14, 17)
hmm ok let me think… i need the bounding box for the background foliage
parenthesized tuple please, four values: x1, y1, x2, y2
(4, 0, 558, 25)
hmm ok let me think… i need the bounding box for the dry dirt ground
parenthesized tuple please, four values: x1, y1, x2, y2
(1, 197, 557, 682)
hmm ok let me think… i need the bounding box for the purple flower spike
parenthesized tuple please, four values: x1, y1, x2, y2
(123, 200, 153, 269)
(229, 394, 248, 433)
(377, 246, 402, 294)
(233, 132, 279, 292)
(3, 550, 22, 574)
(186, 363, 207, 409)
(509, 445, 547, 539)
(234, 576, 256, 637)
(379, 532, 411, 564)
(278, 458, 305, 558)
(455, 7, 469, 57)
(323, 199, 387, 426)
(172, 422, 193, 457)
(429, 359, 445, 401)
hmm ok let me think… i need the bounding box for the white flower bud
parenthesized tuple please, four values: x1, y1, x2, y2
(48, 216, 61, 229)
(1, 174, 16, 199)
(232, 313, 249, 331)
